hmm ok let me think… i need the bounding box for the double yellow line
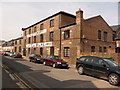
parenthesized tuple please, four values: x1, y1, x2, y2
(2, 63, 34, 90)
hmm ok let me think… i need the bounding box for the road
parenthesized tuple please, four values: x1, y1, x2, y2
(1, 55, 120, 89)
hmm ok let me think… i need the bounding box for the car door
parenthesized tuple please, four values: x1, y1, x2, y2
(92, 57, 109, 78)
(84, 57, 94, 75)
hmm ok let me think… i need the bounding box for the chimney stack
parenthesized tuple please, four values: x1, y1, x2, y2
(76, 8, 83, 24)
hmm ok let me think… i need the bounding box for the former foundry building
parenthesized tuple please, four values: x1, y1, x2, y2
(21, 9, 119, 64)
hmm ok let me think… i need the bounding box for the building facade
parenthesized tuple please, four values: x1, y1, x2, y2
(13, 37, 23, 55)
(21, 9, 118, 64)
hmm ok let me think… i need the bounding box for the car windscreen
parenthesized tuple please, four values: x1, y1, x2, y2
(104, 59, 118, 67)
(53, 56, 62, 60)
(36, 55, 41, 57)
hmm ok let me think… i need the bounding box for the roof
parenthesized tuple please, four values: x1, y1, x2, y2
(22, 11, 76, 31)
(13, 36, 23, 41)
(59, 22, 76, 29)
(111, 25, 120, 39)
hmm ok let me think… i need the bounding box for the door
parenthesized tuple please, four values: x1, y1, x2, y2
(50, 47, 54, 55)
(84, 57, 94, 75)
(92, 57, 109, 77)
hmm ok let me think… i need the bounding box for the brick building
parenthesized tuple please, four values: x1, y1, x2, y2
(22, 9, 117, 64)
(13, 37, 23, 55)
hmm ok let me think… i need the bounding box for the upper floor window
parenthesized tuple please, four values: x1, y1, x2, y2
(98, 30, 101, 40)
(29, 29, 31, 34)
(112, 34, 115, 41)
(34, 36, 36, 43)
(49, 32, 54, 41)
(15, 41, 17, 45)
(64, 30, 70, 39)
(24, 31, 26, 36)
(34, 26, 37, 32)
(24, 39, 26, 44)
(40, 24, 44, 30)
(28, 37, 31, 44)
(19, 40, 21, 44)
(104, 32, 108, 42)
(50, 19, 54, 27)
(91, 46, 95, 52)
(40, 34, 43, 42)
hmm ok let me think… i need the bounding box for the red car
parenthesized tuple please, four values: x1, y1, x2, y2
(42, 55, 68, 68)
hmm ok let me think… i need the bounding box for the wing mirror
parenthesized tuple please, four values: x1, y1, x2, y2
(102, 63, 107, 67)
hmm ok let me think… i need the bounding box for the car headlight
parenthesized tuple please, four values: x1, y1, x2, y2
(57, 62, 61, 64)
(37, 58, 40, 60)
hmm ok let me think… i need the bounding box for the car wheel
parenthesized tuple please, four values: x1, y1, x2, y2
(78, 66, 84, 75)
(52, 63, 56, 68)
(43, 61, 46, 65)
(108, 73, 120, 86)
(29, 59, 31, 62)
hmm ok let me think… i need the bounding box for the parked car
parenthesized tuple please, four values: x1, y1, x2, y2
(76, 56, 120, 86)
(29, 54, 43, 63)
(0, 51, 3, 55)
(9, 52, 15, 57)
(42, 55, 68, 68)
(3, 51, 10, 56)
(12, 53, 22, 58)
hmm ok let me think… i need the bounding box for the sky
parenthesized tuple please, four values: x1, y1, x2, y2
(0, 1, 119, 41)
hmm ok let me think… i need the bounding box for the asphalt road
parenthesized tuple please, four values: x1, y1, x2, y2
(1, 55, 120, 89)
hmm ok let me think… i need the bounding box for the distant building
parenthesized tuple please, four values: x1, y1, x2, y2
(111, 25, 120, 53)
(0, 40, 6, 51)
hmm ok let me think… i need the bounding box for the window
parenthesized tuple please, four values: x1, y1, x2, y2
(34, 36, 36, 43)
(40, 34, 43, 42)
(24, 31, 26, 36)
(34, 26, 37, 32)
(99, 47, 102, 52)
(14, 47, 17, 52)
(98, 30, 101, 40)
(40, 24, 44, 30)
(15, 41, 17, 45)
(113, 34, 115, 41)
(49, 32, 54, 41)
(93, 58, 105, 65)
(64, 47, 70, 57)
(103, 47, 107, 52)
(29, 29, 31, 34)
(19, 40, 21, 44)
(19, 46, 21, 52)
(64, 30, 70, 39)
(85, 57, 93, 63)
(91, 46, 95, 52)
(34, 48, 36, 54)
(115, 47, 120, 53)
(50, 19, 54, 27)
(24, 39, 26, 44)
(28, 48, 30, 54)
(40, 48, 43, 56)
(28, 37, 31, 43)
(104, 32, 107, 41)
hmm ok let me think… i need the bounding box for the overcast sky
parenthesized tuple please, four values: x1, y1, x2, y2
(0, 2, 118, 41)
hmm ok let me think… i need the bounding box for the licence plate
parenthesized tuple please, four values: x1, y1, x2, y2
(62, 64, 66, 66)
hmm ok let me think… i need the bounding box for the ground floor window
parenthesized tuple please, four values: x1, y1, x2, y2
(64, 47, 70, 57)
(28, 48, 30, 54)
(19, 46, 21, 52)
(103, 47, 107, 52)
(116, 47, 120, 53)
(50, 47, 54, 55)
(34, 48, 36, 54)
(15, 47, 17, 52)
(40, 48, 43, 56)
(91, 46, 95, 52)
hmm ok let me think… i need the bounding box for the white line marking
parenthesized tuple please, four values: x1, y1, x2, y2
(16, 82, 24, 88)
(4, 69, 9, 74)
(9, 74, 15, 80)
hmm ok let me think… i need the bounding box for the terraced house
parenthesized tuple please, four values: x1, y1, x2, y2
(22, 9, 118, 64)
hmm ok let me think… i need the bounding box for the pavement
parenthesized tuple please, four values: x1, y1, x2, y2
(2, 55, 120, 89)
